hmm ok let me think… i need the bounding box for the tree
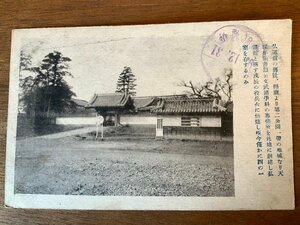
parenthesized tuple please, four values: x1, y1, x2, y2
(115, 66, 136, 96)
(21, 51, 76, 117)
(20, 50, 32, 71)
(179, 68, 233, 108)
(19, 50, 34, 90)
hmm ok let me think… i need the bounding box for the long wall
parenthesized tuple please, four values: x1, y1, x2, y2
(56, 117, 97, 125)
(155, 115, 224, 140)
(56, 115, 157, 126)
(163, 126, 222, 141)
(159, 115, 221, 127)
(120, 115, 156, 125)
(56, 114, 223, 129)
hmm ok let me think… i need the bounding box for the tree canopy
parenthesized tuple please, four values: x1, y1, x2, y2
(21, 51, 76, 117)
(179, 68, 233, 108)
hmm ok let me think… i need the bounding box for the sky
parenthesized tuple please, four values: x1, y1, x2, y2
(20, 30, 212, 101)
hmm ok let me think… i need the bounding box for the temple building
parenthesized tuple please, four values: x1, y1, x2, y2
(85, 93, 233, 140)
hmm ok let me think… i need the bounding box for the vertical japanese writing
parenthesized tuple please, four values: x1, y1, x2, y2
(243, 45, 249, 85)
(252, 44, 264, 175)
(262, 44, 274, 177)
(251, 42, 284, 177)
(272, 43, 284, 176)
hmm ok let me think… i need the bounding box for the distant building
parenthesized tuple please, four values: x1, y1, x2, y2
(85, 93, 233, 140)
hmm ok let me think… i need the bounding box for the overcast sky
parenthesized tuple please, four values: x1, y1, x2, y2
(21, 31, 211, 101)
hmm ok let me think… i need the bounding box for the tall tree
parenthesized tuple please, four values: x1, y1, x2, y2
(21, 51, 76, 117)
(115, 66, 136, 96)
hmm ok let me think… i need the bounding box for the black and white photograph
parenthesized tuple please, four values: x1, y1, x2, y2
(14, 25, 234, 197)
(5, 20, 294, 210)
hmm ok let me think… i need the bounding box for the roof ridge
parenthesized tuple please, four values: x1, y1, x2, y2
(132, 94, 187, 98)
(95, 92, 125, 96)
(136, 98, 156, 109)
(164, 98, 215, 102)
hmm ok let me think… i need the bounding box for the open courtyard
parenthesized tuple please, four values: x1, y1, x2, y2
(15, 130, 234, 196)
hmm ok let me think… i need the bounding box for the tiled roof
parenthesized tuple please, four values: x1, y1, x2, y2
(71, 98, 88, 107)
(151, 98, 228, 113)
(135, 95, 188, 111)
(85, 93, 233, 113)
(85, 93, 130, 108)
(132, 96, 154, 109)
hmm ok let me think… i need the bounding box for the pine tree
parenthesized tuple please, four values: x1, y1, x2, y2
(115, 66, 136, 96)
(21, 51, 76, 117)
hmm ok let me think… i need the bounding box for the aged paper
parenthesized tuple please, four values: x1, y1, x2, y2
(5, 19, 294, 210)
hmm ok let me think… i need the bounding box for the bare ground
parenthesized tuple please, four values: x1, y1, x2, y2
(15, 136, 234, 196)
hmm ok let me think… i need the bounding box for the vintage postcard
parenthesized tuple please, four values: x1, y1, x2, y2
(5, 19, 294, 210)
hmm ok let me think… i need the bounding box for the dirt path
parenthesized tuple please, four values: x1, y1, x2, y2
(35, 126, 97, 139)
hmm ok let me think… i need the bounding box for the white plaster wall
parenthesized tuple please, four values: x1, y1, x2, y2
(201, 115, 221, 127)
(56, 117, 97, 125)
(120, 115, 157, 125)
(56, 114, 221, 127)
(161, 116, 181, 126)
(160, 115, 221, 127)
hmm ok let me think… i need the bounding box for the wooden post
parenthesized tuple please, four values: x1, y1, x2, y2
(101, 122, 104, 139)
(95, 114, 99, 140)
(115, 112, 119, 127)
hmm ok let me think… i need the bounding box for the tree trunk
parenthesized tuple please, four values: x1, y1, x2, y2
(46, 95, 52, 118)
